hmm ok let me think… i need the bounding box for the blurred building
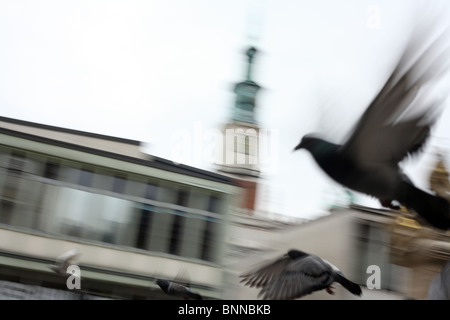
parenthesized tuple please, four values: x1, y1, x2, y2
(0, 116, 239, 299)
(429, 152, 450, 200)
(2, 41, 449, 300)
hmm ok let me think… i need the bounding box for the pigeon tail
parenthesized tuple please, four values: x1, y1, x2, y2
(334, 273, 362, 296)
(400, 183, 450, 230)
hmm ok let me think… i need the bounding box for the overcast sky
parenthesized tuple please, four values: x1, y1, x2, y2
(1, 0, 450, 220)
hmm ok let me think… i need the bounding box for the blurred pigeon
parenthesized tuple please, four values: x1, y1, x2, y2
(154, 271, 202, 300)
(294, 25, 450, 230)
(428, 260, 450, 300)
(240, 249, 362, 300)
(48, 248, 81, 277)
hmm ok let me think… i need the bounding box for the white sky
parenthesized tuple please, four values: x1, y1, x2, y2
(1, 0, 450, 220)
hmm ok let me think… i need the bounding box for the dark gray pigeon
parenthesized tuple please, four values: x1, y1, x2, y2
(48, 248, 81, 277)
(294, 25, 450, 230)
(428, 260, 450, 300)
(240, 249, 362, 300)
(154, 271, 202, 300)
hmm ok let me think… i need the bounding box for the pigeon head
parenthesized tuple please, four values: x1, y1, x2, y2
(286, 249, 308, 260)
(293, 134, 321, 152)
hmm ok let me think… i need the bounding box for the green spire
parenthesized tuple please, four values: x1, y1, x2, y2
(245, 46, 257, 81)
(231, 46, 261, 124)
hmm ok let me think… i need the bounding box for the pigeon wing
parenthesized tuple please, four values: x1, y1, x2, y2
(55, 248, 80, 269)
(257, 255, 332, 300)
(173, 268, 191, 288)
(240, 255, 293, 288)
(341, 26, 449, 166)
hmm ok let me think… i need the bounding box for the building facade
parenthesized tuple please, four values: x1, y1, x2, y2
(0, 116, 239, 299)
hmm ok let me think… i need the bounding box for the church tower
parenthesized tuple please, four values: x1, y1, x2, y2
(429, 152, 450, 200)
(218, 46, 262, 213)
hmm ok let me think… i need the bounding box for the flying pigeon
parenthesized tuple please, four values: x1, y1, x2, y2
(428, 260, 450, 300)
(154, 271, 202, 300)
(48, 248, 81, 277)
(240, 249, 362, 300)
(294, 25, 450, 230)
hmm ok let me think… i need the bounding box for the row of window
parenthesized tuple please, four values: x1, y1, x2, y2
(0, 149, 225, 213)
(0, 147, 227, 263)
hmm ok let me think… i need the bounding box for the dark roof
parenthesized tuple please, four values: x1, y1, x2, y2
(0, 116, 141, 146)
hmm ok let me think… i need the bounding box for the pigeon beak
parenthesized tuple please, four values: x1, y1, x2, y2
(293, 142, 303, 152)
